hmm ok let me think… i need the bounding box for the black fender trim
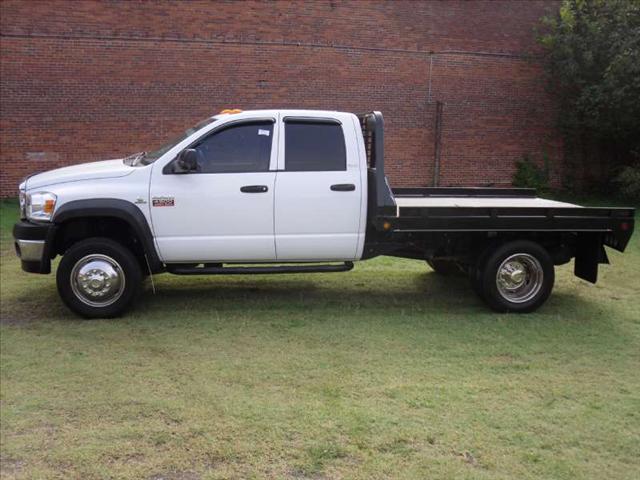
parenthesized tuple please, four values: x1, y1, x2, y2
(53, 199, 163, 273)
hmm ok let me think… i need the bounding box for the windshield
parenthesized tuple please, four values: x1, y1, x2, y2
(140, 117, 218, 165)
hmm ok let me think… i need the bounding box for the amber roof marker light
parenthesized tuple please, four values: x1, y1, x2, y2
(219, 109, 243, 114)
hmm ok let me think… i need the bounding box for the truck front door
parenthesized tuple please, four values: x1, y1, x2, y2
(150, 118, 278, 263)
(274, 115, 364, 261)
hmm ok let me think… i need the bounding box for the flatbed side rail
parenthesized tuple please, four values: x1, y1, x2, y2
(389, 206, 635, 252)
(392, 187, 537, 198)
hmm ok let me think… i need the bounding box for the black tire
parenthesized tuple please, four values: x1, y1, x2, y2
(480, 240, 554, 313)
(427, 259, 463, 276)
(56, 237, 142, 318)
(468, 242, 497, 300)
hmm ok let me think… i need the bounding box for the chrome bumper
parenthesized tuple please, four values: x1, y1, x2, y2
(13, 220, 55, 274)
(15, 239, 45, 262)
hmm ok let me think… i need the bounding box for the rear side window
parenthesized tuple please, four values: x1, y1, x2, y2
(195, 121, 273, 173)
(284, 120, 346, 171)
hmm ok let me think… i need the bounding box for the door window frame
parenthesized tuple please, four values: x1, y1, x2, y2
(279, 117, 347, 172)
(162, 117, 278, 175)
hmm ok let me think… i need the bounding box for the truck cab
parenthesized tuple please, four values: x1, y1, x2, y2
(149, 110, 367, 263)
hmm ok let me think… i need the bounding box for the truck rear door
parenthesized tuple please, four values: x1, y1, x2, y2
(274, 113, 365, 261)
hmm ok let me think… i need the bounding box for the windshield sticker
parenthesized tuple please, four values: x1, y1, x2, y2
(258, 129, 270, 136)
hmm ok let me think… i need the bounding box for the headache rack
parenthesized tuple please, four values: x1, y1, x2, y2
(357, 111, 396, 217)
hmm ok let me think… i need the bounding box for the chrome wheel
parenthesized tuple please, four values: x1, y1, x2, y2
(495, 253, 543, 304)
(70, 254, 126, 307)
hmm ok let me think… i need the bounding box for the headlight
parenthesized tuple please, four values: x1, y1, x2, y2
(26, 192, 57, 221)
(19, 188, 26, 220)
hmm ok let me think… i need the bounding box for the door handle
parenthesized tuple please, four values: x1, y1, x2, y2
(240, 185, 269, 193)
(330, 183, 356, 192)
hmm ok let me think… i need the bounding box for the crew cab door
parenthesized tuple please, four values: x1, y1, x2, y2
(150, 118, 278, 263)
(274, 114, 365, 261)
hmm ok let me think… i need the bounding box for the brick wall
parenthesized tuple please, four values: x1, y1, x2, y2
(0, 0, 561, 197)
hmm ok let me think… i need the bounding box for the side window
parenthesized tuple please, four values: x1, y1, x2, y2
(194, 121, 273, 173)
(284, 120, 346, 171)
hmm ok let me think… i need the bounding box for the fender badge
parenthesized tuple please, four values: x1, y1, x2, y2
(152, 196, 175, 207)
(135, 197, 147, 205)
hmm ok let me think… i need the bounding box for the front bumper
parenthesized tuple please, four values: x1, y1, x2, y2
(13, 221, 56, 274)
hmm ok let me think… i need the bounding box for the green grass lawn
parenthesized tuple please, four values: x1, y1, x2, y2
(1, 198, 639, 479)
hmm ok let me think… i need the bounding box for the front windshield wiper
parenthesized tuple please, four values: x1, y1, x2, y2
(135, 152, 147, 165)
(124, 151, 144, 160)
(123, 151, 147, 166)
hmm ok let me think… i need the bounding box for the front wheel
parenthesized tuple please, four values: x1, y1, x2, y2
(480, 240, 554, 313)
(57, 238, 142, 318)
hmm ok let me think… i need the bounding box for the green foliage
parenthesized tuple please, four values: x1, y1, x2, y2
(539, 0, 640, 182)
(512, 154, 550, 193)
(615, 160, 640, 202)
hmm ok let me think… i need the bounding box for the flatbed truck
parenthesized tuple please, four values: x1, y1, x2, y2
(13, 110, 635, 317)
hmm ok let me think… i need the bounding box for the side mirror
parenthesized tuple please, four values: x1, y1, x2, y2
(175, 149, 199, 173)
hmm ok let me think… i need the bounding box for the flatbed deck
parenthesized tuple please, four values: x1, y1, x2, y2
(395, 196, 579, 209)
(381, 187, 635, 254)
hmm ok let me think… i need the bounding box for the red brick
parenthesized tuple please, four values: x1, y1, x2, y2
(0, 0, 561, 197)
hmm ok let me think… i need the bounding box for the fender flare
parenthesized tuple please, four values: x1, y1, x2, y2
(53, 198, 163, 273)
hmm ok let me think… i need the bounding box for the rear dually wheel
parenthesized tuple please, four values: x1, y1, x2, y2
(479, 240, 555, 313)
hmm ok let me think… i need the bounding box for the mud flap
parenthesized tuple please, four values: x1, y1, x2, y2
(574, 233, 608, 283)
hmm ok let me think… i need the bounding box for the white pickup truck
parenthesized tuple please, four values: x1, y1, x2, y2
(13, 110, 635, 318)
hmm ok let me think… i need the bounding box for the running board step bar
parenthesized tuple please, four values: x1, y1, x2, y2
(167, 262, 354, 275)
